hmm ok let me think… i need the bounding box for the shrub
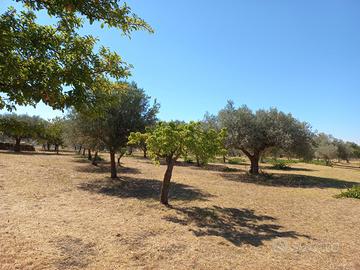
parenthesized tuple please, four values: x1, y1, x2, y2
(270, 161, 291, 170)
(222, 167, 238, 172)
(337, 186, 360, 199)
(228, 157, 246, 165)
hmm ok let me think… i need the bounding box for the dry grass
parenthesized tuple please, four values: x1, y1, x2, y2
(0, 150, 359, 270)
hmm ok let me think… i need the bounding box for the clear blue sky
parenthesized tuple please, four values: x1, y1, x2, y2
(1, 0, 360, 143)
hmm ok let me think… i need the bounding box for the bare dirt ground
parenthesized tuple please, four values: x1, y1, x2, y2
(0, 150, 359, 270)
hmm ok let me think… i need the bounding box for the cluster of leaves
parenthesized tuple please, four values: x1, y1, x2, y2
(336, 186, 360, 199)
(0, 0, 152, 110)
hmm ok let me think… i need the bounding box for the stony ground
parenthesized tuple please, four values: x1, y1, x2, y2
(0, 150, 359, 270)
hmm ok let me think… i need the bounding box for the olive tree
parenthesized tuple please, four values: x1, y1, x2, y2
(314, 133, 339, 165)
(218, 101, 314, 174)
(77, 82, 159, 178)
(0, 114, 44, 151)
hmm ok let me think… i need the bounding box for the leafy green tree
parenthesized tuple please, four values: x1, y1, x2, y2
(43, 117, 66, 154)
(218, 101, 314, 174)
(128, 132, 149, 158)
(186, 121, 227, 166)
(142, 122, 190, 205)
(0, 114, 44, 151)
(313, 133, 337, 166)
(76, 82, 159, 178)
(334, 140, 353, 163)
(0, 1, 152, 110)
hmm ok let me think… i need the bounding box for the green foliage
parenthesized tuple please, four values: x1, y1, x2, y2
(218, 101, 314, 174)
(0, 114, 45, 143)
(228, 157, 246, 165)
(302, 159, 328, 166)
(144, 122, 188, 163)
(43, 117, 65, 148)
(263, 158, 299, 164)
(128, 131, 148, 156)
(336, 186, 360, 199)
(185, 121, 227, 166)
(71, 82, 159, 154)
(270, 161, 291, 170)
(0, 0, 152, 110)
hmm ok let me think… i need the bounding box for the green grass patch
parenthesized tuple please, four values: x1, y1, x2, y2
(228, 157, 246, 165)
(336, 186, 360, 199)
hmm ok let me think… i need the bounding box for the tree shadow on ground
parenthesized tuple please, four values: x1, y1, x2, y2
(262, 165, 316, 172)
(0, 150, 68, 156)
(164, 205, 310, 246)
(333, 163, 360, 171)
(220, 172, 359, 189)
(75, 163, 141, 175)
(175, 161, 246, 173)
(78, 176, 212, 201)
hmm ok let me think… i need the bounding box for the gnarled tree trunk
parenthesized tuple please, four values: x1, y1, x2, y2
(14, 137, 21, 152)
(92, 151, 98, 166)
(110, 151, 117, 178)
(160, 158, 175, 205)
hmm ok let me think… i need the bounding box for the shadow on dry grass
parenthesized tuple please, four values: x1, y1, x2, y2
(78, 176, 212, 201)
(164, 205, 310, 246)
(175, 161, 246, 173)
(0, 150, 68, 156)
(75, 164, 141, 175)
(262, 165, 316, 172)
(220, 172, 358, 188)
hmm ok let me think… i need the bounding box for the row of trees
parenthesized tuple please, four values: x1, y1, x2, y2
(0, 114, 64, 153)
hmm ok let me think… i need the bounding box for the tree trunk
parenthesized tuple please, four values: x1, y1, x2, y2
(143, 148, 147, 158)
(82, 148, 86, 156)
(78, 145, 82, 154)
(110, 151, 117, 178)
(196, 157, 200, 167)
(47, 143, 51, 151)
(160, 158, 175, 205)
(88, 149, 92, 160)
(14, 137, 21, 152)
(223, 155, 226, 163)
(55, 144, 59, 154)
(92, 151, 98, 166)
(249, 154, 260, 174)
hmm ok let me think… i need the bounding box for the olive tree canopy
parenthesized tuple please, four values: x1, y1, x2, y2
(218, 101, 314, 174)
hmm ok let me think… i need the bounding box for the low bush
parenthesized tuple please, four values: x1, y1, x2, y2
(270, 161, 291, 170)
(336, 186, 360, 199)
(228, 157, 246, 165)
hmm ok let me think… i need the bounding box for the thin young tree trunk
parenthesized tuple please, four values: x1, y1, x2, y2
(78, 145, 82, 154)
(92, 151, 98, 166)
(14, 137, 21, 152)
(55, 144, 59, 154)
(160, 158, 175, 205)
(223, 155, 226, 163)
(110, 151, 117, 178)
(82, 148, 86, 156)
(88, 149, 92, 160)
(143, 148, 147, 158)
